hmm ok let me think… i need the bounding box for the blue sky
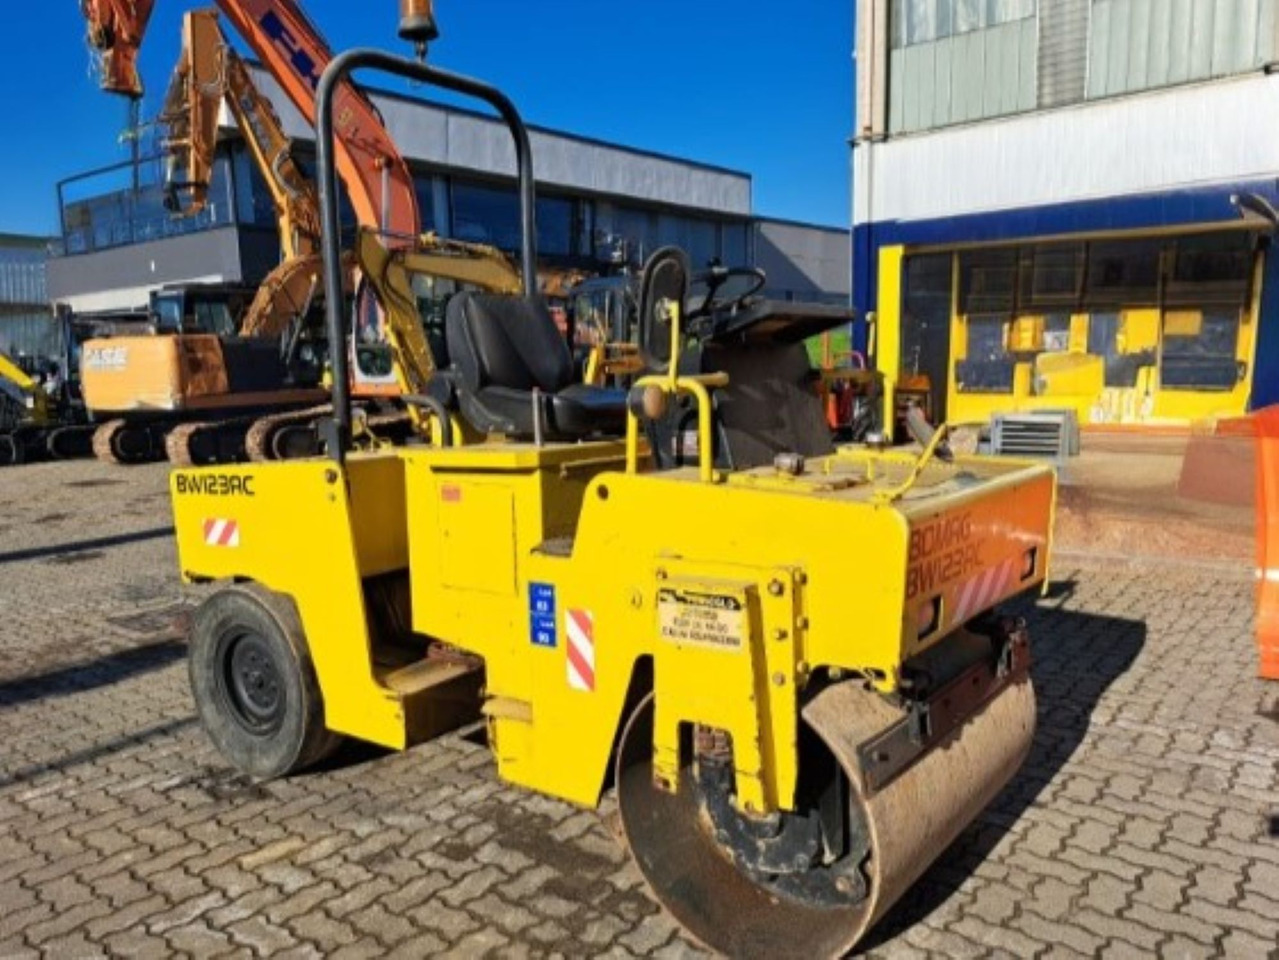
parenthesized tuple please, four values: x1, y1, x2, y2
(0, 2, 851, 236)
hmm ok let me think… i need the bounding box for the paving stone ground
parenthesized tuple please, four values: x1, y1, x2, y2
(0, 458, 1276, 959)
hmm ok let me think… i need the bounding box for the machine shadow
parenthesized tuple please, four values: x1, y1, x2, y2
(0, 526, 173, 566)
(0, 716, 199, 789)
(861, 583, 1148, 951)
(0, 637, 186, 709)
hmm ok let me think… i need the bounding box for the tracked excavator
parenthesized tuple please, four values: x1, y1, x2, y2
(170, 19, 1057, 957)
(78, 0, 423, 465)
(0, 347, 95, 467)
(79, 2, 577, 465)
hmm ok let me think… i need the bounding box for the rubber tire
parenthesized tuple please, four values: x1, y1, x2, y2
(189, 584, 340, 780)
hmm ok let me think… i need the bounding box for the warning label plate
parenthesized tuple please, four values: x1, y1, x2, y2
(658, 587, 746, 651)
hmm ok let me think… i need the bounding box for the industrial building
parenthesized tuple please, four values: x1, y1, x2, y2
(0, 234, 56, 358)
(49, 67, 849, 317)
(853, 0, 1279, 428)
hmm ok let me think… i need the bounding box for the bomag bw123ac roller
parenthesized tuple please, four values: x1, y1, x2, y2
(168, 34, 1056, 959)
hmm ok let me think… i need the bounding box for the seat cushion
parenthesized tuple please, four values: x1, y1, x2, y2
(550, 384, 628, 437)
(446, 293, 574, 394)
(445, 292, 626, 439)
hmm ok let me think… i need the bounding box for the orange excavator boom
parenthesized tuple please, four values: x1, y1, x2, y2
(81, 0, 419, 239)
(82, 0, 158, 98)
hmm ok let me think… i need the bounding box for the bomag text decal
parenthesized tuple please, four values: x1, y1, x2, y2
(906, 512, 982, 599)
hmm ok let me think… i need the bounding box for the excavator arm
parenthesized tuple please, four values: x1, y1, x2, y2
(0, 352, 52, 428)
(82, 0, 157, 98)
(354, 227, 523, 420)
(161, 9, 320, 260)
(80, 0, 418, 238)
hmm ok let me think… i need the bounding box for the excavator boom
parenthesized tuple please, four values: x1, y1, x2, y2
(82, 0, 157, 98)
(81, 0, 418, 238)
(161, 9, 320, 261)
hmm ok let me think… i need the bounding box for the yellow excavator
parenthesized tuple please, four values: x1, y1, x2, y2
(169, 23, 1057, 958)
(0, 324, 100, 466)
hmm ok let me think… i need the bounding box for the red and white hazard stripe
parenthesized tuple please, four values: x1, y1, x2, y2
(565, 608, 595, 692)
(952, 556, 1015, 624)
(202, 518, 241, 548)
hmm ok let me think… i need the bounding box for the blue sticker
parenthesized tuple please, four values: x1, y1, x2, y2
(529, 582, 557, 647)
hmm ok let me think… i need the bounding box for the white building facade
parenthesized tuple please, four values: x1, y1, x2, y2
(854, 0, 1279, 426)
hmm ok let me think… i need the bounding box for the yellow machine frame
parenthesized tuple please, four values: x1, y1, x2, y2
(173, 330, 1056, 817)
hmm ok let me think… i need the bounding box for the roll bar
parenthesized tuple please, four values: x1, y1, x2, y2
(316, 48, 539, 461)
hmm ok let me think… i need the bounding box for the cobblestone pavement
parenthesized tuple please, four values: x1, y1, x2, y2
(1, 459, 1277, 959)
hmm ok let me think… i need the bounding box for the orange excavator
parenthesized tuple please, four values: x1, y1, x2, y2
(78, 0, 426, 464)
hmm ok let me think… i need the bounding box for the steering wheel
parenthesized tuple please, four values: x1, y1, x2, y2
(686, 264, 766, 321)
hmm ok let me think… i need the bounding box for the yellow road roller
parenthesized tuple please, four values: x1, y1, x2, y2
(169, 45, 1056, 958)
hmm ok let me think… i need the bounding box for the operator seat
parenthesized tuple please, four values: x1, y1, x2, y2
(445, 292, 628, 439)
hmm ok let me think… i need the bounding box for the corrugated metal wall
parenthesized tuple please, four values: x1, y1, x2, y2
(885, 0, 1279, 135)
(0, 247, 48, 308)
(1088, 0, 1278, 98)
(889, 1, 1038, 133)
(1038, 0, 1090, 107)
(0, 241, 55, 358)
(0, 315, 58, 360)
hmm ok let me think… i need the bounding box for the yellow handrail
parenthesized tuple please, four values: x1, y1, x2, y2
(624, 297, 728, 482)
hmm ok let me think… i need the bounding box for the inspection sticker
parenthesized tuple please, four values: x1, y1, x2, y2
(658, 587, 745, 651)
(529, 582, 557, 648)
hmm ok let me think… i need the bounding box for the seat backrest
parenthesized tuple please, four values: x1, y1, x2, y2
(446, 292, 574, 394)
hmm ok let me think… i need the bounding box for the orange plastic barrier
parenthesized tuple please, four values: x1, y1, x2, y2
(1257, 406, 1279, 680)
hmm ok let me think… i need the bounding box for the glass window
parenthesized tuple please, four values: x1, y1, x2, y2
(1166, 233, 1252, 307)
(960, 248, 1017, 314)
(232, 145, 276, 228)
(966, 315, 1009, 362)
(1019, 243, 1084, 309)
(1163, 311, 1239, 359)
(895, 0, 1032, 47)
(573, 200, 593, 258)
(451, 182, 517, 248)
(614, 206, 657, 262)
(1161, 309, 1242, 391)
(537, 196, 573, 257)
(902, 253, 954, 419)
(451, 181, 573, 256)
(193, 301, 237, 338)
(1084, 240, 1160, 308)
(954, 0, 983, 33)
(956, 314, 1015, 393)
(675, 219, 718, 269)
(1041, 313, 1071, 352)
(987, 0, 1034, 26)
(413, 177, 437, 234)
(722, 223, 749, 267)
(905, 0, 952, 45)
(152, 295, 183, 333)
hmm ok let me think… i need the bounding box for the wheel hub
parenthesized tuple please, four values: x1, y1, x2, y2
(220, 632, 285, 734)
(693, 725, 869, 908)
